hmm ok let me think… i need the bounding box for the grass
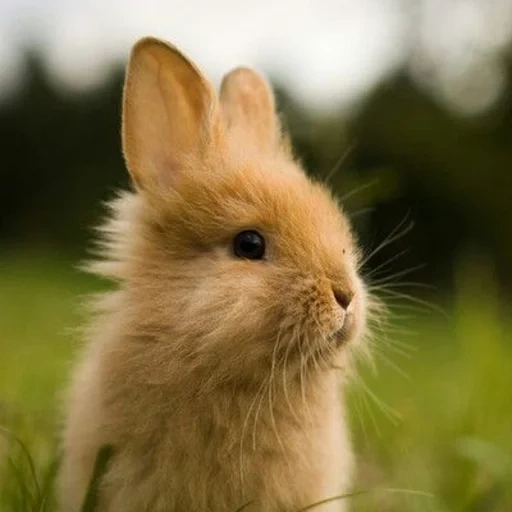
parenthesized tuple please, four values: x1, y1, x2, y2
(0, 252, 511, 511)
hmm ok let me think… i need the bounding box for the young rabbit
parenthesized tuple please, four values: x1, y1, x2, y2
(59, 37, 370, 512)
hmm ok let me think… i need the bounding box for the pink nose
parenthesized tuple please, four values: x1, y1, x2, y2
(333, 288, 353, 310)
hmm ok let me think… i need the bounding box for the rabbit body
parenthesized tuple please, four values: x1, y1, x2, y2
(61, 303, 352, 511)
(59, 37, 367, 512)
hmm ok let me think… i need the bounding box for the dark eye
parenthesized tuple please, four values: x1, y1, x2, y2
(233, 230, 266, 260)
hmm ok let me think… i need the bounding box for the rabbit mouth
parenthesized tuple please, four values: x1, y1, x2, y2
(331, 313, 356, 346)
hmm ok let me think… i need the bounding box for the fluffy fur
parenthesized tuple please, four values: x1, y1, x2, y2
(59, 37, 369, 512)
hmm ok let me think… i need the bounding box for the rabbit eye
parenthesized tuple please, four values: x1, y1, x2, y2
(233, 230, 265, 260)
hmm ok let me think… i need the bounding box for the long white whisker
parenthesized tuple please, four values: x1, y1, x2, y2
(349, 206, 375, 220)
(251, 377, 270, 451)
(267, 325, 287, 455)
(364, 249, 410, 281)
(324, 142, 356, 184)
(353, 372, 382, 437)
(368, 265, 426, 286)
(369, 343, 411, 381)
(239, 378, 267, 487)
(281, 324, 301, 424)
(369, 280, 434, 291)
(372, 288, 446, 316)
(359, 215, 415, 270)
(358, 375, 401, 426)
(298, 331, 312, 421)
(351, 389, 370, 447)
(339, 177, 379, 203)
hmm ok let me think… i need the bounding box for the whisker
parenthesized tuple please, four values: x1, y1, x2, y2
(358, 375, 401, 426)
(370, 282, 435, 293)
(377, 341, 413, 359)
(374, 301, 433, 316)
(298, 338, 310, 419)
(351, 389, 370, 447)
(359, 214, 415, 270)
(310, 318, 338, 374)
(324, 142, 356, 184)
(349, 206, 375, 220)
(368, 265, 426, 286)
(370, 344, 411, 381)
(251, 378, 270, 451)
(364, 249, 410, 279)
(239, 378, 268, 487)
(378, 340, 414, 359)
(340, 177, 380, 204)
(267, 326, 287, 455)
(354, 373, 382, 437)
(372, 288, 446, 317)
(305, 336, 323, 375)
(281, 325, 301, 424)
(368, 319, 418, 336)
(370, 331, 417, 351)
(367, 322, 415, 342)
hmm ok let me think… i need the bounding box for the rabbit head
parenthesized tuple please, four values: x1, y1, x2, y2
(94, 37, 368, 387)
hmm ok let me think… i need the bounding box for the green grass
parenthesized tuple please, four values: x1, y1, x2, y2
(0, 253, 511, 511)
(0, 253, 107, 511)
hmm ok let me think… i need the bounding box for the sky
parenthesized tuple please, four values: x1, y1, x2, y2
(0, 0, 511, 114)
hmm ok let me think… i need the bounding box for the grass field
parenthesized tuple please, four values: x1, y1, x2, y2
(0, 252, 511, 511)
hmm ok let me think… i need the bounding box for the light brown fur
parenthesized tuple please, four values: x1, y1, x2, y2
(59, 37, 369, 512)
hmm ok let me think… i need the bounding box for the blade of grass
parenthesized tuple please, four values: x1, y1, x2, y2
(80, 445, 114, 512)
(5, 457, 33, 511)
(0, 426, 41, 504)
(38, 455, 60, 512)
(298, 487, 435, 511)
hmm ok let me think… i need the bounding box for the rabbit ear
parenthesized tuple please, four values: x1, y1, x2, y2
(220, 67, 280, 152)
(122, 37, 220, 190)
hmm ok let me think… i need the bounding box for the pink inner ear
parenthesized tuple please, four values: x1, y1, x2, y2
(220, 68, 277, 140)
(151, 150, 180, 189)
(124, 39, 221, 192)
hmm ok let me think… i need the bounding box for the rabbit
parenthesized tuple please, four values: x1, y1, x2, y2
(58, 36, 371, 512)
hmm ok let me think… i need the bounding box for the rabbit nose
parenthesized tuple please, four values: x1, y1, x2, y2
(332, 287, 354, 311)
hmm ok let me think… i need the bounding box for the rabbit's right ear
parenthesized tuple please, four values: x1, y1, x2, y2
(220, 68, 281, 153)
(122, 37, 220, 191)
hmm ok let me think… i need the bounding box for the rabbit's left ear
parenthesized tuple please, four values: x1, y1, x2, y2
(220, 67, 280, 152)
(122, 37, 221, 191)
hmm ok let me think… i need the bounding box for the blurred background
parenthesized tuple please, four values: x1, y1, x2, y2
(0, 0, 511, 511)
